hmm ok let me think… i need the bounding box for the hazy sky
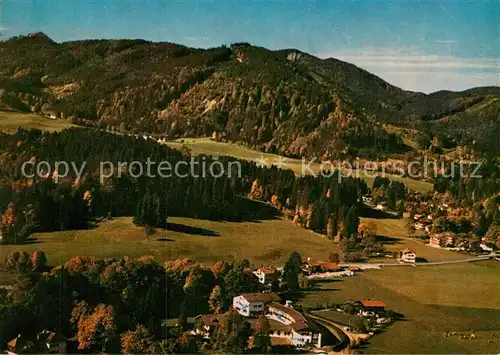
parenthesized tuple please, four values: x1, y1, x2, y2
(1, 0, 499, 93)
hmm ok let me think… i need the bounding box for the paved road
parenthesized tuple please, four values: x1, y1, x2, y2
(307, 313, 351, 353)
(341, 253, 497, 270)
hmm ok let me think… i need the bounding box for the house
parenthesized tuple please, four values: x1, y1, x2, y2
(348, 265, 361, 272)
(7, 334, 32, 354)
(359, 300, 386, 316)
(193, 314, 226, 339)
(233, 292, 281, 317)
(253, 267, 280, 285)
(7, 331, 67, 354)
(302, 258, 341, 274)
(414, 222, 425, 230)
(430, 233, 457, 248)
(266, 302, 323, 348)
(399, 249, 416, 263)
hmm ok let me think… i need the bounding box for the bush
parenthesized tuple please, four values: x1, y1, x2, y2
(5, 251, 32, 272)
(30, 251, 47, 272)
(4, 250, 46, 272)
(343, 252, 366, 262)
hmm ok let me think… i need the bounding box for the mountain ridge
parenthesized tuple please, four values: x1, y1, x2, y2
(1, 32, 498, 158)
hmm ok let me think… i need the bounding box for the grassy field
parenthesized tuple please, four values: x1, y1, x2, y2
(0, 215, 464, 268)
(165, 138, 432, 193)
(360, 217, 466, 262)
(0, 216, 340, 267)
(300, 260, 500, 354)
(0, 111, 77, 133)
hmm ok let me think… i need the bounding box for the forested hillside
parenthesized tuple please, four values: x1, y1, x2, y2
(0, 32, 499, 158)
(0, 128, 368, 244)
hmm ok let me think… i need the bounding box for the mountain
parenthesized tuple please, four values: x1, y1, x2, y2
(0, 33, 498, 158)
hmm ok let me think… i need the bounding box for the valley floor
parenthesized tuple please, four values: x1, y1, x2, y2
(1, 215, 498, 354)
(300, 261, 500, 354)
(0, 215, 467, 267)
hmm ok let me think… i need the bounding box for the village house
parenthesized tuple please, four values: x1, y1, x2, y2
(196, 295, 324, 349)
(430, 232, 457, 248)
(193, 314, 226, 339)
(253, 266, 280, 285)
(302, 258, 342, 275)
(233, 292, 281, 317)
(348, 265, 361, 272)
(399, 249, 416, 263)
(359, 300, 386, 317)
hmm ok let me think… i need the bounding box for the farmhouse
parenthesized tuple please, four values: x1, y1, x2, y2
(399, 248, 416, 263)
(302, 258, 341, 274)
(253, 266, 280, 285)
(359, 300, 386, 316)
(233, 292, 281, 317)
(193, 314, 226, 339)
(430, 232, 457, 248)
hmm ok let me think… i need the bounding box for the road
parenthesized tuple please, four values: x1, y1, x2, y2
(306, 313, 351, 353)
(341, 252, 498, 270)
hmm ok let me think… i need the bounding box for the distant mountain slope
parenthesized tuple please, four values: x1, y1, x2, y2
(0, 33, 498, 158)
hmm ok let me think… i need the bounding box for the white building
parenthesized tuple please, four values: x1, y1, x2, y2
(399, 249, 416, 263)
(233, 292, 281, 317)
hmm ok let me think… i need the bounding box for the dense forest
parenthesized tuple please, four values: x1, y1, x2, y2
(1, 32, 499, 158)
(1, 250, 300, 353)
(0, 128, 368, 245)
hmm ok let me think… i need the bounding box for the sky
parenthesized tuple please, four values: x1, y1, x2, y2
(1, 0, 499, 93)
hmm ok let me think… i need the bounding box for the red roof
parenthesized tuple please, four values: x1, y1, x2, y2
(306, 260, 340, 270)
(361, 300, 386, 308)
(320, 262, 341, 271)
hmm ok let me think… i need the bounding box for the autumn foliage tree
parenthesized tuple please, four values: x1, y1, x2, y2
(77, 304, 117, 352)
(120, 325, 155, 355)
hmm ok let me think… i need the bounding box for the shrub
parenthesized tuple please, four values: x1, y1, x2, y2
(30, 251, 47, 272)
(5, 250, 32, 272)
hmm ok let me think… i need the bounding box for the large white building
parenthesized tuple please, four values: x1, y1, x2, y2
(233, 293, 281, 317)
